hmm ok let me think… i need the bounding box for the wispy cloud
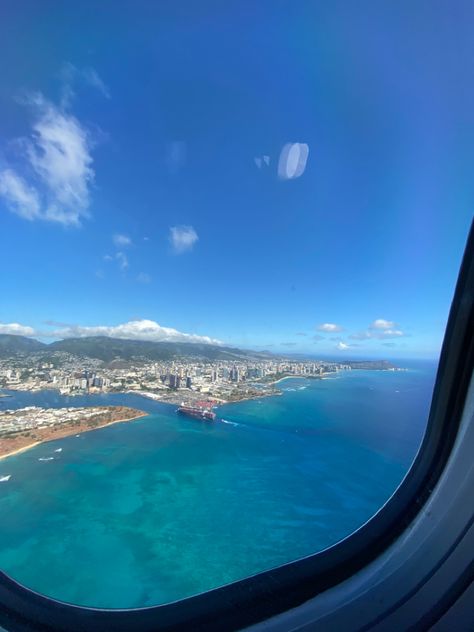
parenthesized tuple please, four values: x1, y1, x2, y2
(377, 329, 404, 338)
(169, 225, 198, 253)
(349, 331, 371, 340)
(103, 250, 130, 272)
(0, 322, 36, 336)
(113, 233, 132, 247)
(281, 342, 297, 346)
(51, 319, 221, 345)
(83, 68, 110, 99)
(0, 94, 95, 226)
(371, 319, 396, 330)
(336, 341, 350, 350)
(115, 252, 129, 270)
(0, 170, 41, 220)
(295, 332, 307, 337)
(165, 141, 186, 174)
(60, 63, 110, 108)
(254, 155, 270, 169)
(137, 272, 152, 284)
(317, 323, 343, 333)
(350, 318, 405, 340)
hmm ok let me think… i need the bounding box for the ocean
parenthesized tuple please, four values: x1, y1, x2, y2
(0, 361, 437, 608)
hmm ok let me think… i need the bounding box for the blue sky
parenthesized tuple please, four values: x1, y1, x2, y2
(0, 1, 472, 359)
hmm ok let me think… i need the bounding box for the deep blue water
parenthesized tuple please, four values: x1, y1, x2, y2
(0, 361, 437, 608)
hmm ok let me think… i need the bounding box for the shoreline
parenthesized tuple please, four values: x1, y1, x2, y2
(0, 442, 41, 460)
(269, 375, 306, 385)
(0, 408, 147, 462)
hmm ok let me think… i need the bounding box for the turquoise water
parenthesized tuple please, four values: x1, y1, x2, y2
(0, 363, 436, 608)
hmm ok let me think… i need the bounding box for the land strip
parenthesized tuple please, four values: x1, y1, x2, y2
(0, 406, 147, 460)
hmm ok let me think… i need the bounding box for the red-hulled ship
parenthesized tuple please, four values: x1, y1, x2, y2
(176, 404, 216, 421)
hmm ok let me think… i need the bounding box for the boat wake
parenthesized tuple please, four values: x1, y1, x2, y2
(54, 448, 62, 452)
(0, 475, 11, 482)
(38, 457, 54, 462)
(220, 419, 240, 427)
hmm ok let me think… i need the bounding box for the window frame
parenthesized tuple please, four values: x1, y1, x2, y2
(0, 222, 473, 632)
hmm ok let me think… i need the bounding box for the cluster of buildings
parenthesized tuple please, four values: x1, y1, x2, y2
(0, 406, 111, 437)
(0, 353, 354, 404)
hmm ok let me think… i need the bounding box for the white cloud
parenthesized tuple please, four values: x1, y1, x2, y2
(317, 323, 343, 333)
(51, 319, 221, 345)
(137, 272, 151, 284)
(371, 319, 396, 330)
(0, 170, 41, 220)
(0, 322, 36, 336)
(27, 98, 93, 225)
(278, 143, 309, 180)
(350, 319, 405, 340)
(113, 233, 132, 247)
(169, 225, 198, 253)
(0, 95, 95, 226)
(336, 342, 349, 350)
(380, 329, 404, 338)
(115, 252, 129, 270)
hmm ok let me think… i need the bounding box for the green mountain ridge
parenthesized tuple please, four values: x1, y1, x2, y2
(0, 334, 46, 355)
(0, 334, 273, 363)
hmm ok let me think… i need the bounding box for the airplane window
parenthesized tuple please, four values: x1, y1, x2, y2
(0, 1, 473, 614)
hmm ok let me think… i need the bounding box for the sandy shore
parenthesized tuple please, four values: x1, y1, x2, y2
(0, 442, 41, 460)
(0, 407, 147, 461)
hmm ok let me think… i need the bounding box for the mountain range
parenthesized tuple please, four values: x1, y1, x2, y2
(0, 334, 274, 363)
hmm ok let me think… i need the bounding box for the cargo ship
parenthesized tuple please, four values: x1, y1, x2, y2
(176, 405, 216, 421)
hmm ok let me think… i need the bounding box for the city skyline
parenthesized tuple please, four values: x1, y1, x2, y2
(1, 2, 473, 359)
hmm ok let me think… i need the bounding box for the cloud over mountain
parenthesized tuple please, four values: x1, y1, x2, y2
(51, 319, 221, 345)
(0, 322, 36, 336)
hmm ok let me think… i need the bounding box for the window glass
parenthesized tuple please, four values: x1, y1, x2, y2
(0, 2, 472, 609)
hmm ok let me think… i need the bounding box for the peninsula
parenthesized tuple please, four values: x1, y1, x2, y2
(0, 405, 147, 460)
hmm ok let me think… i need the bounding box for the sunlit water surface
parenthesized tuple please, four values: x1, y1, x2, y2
(0, 362, 436, 608)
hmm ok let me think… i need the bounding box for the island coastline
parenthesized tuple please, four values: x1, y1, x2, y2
(0, 406, 147, 461)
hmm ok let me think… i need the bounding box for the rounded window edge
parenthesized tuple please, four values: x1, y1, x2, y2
(0, 227, 473, 632)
